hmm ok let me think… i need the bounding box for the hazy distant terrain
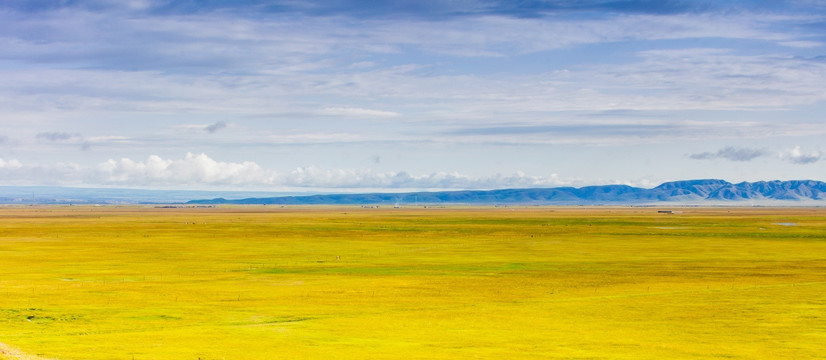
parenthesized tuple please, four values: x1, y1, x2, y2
(188, 179, 826, 205)
(0, 186, 300, 205)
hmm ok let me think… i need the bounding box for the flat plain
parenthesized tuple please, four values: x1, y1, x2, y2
(1, 206, 825, 359)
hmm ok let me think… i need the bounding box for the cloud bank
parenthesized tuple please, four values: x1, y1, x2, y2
(1, 153, 568, 190)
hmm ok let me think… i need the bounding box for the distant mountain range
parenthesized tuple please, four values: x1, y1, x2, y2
(186, 179, 826, 205)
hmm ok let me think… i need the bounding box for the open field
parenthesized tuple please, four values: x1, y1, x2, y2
(1, 206, 825, 359)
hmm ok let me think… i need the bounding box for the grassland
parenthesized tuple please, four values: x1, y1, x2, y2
(1, 206, 825, 359)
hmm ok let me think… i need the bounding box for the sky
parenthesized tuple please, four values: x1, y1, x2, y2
(1, 0, 825, 192)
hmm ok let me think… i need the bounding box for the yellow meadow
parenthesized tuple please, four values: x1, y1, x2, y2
(1, 206, 824, 359)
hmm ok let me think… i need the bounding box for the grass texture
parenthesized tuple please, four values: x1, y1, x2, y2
(1, 206, 825, 359)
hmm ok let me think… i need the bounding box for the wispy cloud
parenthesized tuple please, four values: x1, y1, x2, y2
(577, 49, 826, 111)
(0, 2, 815, 70)
(317, 107, 400, 118)
(174, 122, 232, 134)
(2, 6, 824, 120)
(35, 131, 92, 150)
(439, 120, 826, 146)
(689, 146, 769, 161)
(266, 132, 368, 145)
(36, 132, 80, 142)
(446, 123, 673, 137)
(780, 146, 822, 164)
(0, 1, 742, 22)
(33, 132, 131, 150)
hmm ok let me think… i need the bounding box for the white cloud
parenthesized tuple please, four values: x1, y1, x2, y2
(780, 146, 822, 164)
(96, 153, 276, 186)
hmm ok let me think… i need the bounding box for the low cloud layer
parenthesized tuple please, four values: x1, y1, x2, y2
(0, 157, 83, 186)
(689, 146, 768, 162)
(0, 153, 568, 190)
(279, 167, 565, 189)
(780, 146, 822, 164)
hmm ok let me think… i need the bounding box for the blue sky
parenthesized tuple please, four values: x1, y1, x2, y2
(1, 0, 825, 191)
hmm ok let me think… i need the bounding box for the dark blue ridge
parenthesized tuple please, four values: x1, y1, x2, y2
(186, 179, 826, 205)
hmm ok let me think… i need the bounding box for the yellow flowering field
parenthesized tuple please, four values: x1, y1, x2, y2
(1, 206, 824, 359)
